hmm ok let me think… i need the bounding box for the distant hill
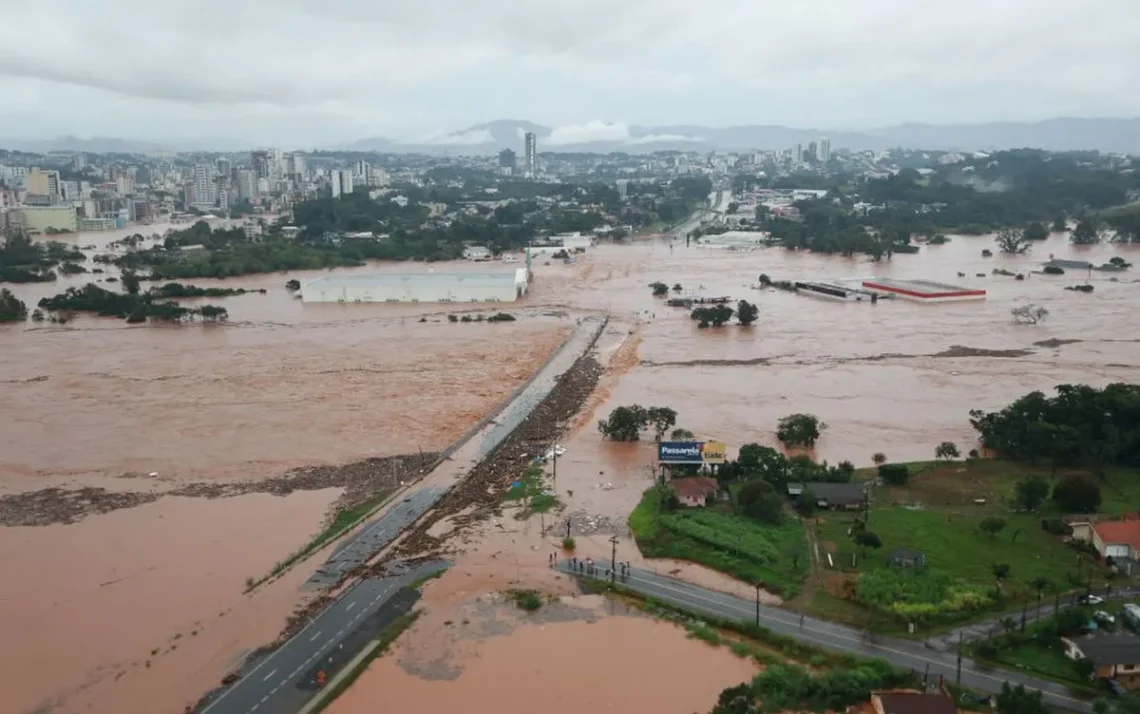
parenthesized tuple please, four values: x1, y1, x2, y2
(342, 117, 1140, 155)
(4, 117, 1139, 155)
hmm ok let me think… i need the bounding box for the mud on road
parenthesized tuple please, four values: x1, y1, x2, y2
(389, 353, 604, 561)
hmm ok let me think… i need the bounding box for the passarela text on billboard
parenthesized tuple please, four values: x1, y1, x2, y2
(658, 441, 704, 464)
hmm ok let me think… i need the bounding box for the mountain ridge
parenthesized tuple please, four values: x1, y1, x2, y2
(3, 117, 1138, 155)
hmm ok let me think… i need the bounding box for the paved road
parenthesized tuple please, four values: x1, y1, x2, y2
(927, 586, 1140, 652)
(557, 562, 1093, 713)
(201, 562, 446, 714)
(306, 486, 445, 589)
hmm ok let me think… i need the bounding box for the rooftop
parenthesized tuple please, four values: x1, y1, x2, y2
(1066, 633, 1140, 665)
(872, 691, 956, 714)
(789, 482, 866, 503)
(1093, 519, 1140, 552)
(303, 271, 521, 290)
(668, 476, 719, 501)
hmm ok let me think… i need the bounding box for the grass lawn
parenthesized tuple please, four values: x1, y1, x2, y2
(800, 458, 1140, 630)
(816, 506, 1089, 590)
(988, 642, 1086, 684)
(629, 486, 809, 597)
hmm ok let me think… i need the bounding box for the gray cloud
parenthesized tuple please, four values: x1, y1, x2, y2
(1, 0, 1138, 144)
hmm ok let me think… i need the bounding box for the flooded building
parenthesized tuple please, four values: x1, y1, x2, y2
(860, 277, 986, 302)
(300, 269, 529, 304)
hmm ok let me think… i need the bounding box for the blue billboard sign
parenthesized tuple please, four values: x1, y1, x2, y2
(657, 441, 706, 464)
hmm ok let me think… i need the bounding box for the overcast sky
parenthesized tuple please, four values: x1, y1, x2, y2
(1, 0, 1138, 147)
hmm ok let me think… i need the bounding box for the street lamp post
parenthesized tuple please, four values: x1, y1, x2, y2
(754, 584, 762, 626)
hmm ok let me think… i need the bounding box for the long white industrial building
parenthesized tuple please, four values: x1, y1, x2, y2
(300, 269, 529, 303)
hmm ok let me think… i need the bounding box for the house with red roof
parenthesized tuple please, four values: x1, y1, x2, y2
(1090, 518, 1140, 573)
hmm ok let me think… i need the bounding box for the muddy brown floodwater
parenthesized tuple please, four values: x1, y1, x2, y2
(2, 222, 1138, 714)
(327, 592, 757, 714)
(0, 223, 576, 714)
(529, 231, 1140, 465)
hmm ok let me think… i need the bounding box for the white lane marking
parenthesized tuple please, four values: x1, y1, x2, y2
(262, 669, 278, 682)
(309, 630, 322, 642)
(260, 695, 268, 704)
(199, 579, 373, 714)
(346, 601, 357, 611)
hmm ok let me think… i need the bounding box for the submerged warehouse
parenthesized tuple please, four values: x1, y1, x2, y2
(300, 268, 530, 303)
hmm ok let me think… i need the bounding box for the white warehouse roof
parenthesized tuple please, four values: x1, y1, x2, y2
(303, 271, 519, 290)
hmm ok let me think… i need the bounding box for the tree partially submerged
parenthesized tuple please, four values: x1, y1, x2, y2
(995, 228, 1031, 254)
(776, 413, 826, 447)
(1011, 304, 1048, 325)
(597, 404, 678, 442)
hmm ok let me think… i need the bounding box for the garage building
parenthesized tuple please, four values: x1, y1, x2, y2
(301, 268, 529, 304)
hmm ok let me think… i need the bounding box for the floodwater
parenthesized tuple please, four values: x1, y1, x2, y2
(3, 222, 1138, 713)
(0, 222, 573, 713)
(328, 597, 757, 714)
(0, 489, 337, 714)
(528, 231, 1140, 465)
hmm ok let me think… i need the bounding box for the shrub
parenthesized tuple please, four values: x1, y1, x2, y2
(1043, 266, 1065, 275)
(562, 536, 576, 550)
(447, 314, 458, 322)
(1053, 474, 1102, 513)
(487, 312, 516, 322)
(508, 589, 543, 611)
(1041, 518, 1074, 536)
(650, 281, 669, 296)
(878, 463, 910, 486)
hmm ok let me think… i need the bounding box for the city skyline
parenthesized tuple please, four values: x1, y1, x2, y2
(2, 1, 1139, 145)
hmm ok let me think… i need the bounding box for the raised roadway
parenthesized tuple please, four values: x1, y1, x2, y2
(199, 562, 445, 714)
(556, 561, 1094, 713)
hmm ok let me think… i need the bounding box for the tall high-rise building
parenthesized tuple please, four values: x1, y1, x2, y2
(251, 149, 278, 181)
(498, 148, 516, 170)
(816, 138, 831, 163)
(524, 132, 537, 176)
(792, 144, 804, 165)
(216, 158, 232, 179)
(329, 170, 353, 198)
(339, 170, 353, 196)
(236, 169, 257, 200)
(26, 169, 60, 203)
(192, 164, 214, 208)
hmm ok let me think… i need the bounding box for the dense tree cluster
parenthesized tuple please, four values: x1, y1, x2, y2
(38, 283, 228, 324)
(0, 231, 83, 283)
(969, 384, 1140, 475)
(709, 660, 912, 714)
(0, 287, 28, 322)
(597, 405, 678, 442)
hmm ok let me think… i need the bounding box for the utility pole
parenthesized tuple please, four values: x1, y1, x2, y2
(565, 518, 571, 540)
(551, 441, 558, 492)
(955, 632, 963, 685)
(610, 536, 619, 583)
(754, 583, 762, 626)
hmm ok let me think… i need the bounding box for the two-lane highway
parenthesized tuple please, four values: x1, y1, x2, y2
(557, 561, 1093, 713)
(201, 562, 444, 714)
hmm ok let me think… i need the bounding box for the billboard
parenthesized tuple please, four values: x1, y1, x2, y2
(657, 441, 727, 465)
(702, 441, 727, 464)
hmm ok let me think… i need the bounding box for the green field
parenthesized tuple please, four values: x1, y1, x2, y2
(629, 486, 809, 597)
(805, 459, 1133, 628)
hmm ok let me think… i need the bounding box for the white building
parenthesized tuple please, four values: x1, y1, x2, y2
(192, 164, 214, 208)
(524, 132, 537, 176)
(816, 138, 831, 163)
(300, 269, 529, 304)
